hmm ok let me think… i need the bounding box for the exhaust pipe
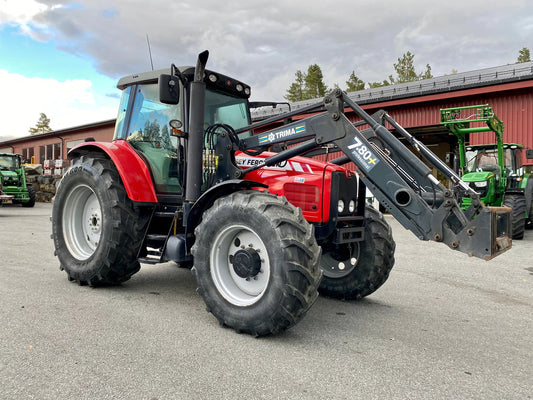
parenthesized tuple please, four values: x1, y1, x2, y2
(185, 50, 209, 203)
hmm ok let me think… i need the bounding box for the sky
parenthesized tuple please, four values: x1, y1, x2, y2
(1, 0, 532, 139)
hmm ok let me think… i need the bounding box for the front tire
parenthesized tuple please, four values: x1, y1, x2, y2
(319, 206, 395, 300)
(21, 185, 35, 207)
(503, 194, 526, 240)
(191, 191, 322, 336)
(51, 156, 149, 285)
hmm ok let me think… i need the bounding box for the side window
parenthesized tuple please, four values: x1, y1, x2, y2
(127, 84, 181, 148)
(113, 86, 131, 140)
(126, 84, 183, 194)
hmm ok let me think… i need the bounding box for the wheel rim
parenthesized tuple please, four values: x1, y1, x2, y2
(62, 184, 102, 261)
(321, 243, 360, 278)
(210, 224, 271, 306)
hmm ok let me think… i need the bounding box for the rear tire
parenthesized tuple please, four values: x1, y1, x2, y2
(191, 191, 322, 336)
(319, 206, 395, 300)
(52, 156, 150, 286)
(526, 179, 533, 230)
(503, 194, 526, 240)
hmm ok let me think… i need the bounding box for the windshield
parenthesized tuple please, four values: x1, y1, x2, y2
(204, 89, 251, 137)
(465, 148, 512, 173)
(0, 155, 18, 171)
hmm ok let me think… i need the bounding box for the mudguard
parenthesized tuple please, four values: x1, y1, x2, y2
(68, 140, 158, 204)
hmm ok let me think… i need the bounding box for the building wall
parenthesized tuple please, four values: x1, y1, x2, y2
(349, 84, 533, 166)
(0, 121, 115, 163)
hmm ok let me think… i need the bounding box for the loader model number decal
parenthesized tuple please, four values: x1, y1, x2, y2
(258, 124, 306, 144)
(347, 137, 379, 172)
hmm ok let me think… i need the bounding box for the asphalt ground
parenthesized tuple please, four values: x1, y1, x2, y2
(1, 202, 532, 400)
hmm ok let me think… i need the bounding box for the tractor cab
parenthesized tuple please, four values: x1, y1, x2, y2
(463, 143, 524, 203)
(0, 153, 22, 186)
(113, 67, 252, 197)
(465, 143, 523, 176)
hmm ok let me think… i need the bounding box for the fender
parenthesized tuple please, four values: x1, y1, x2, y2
(68, 140, 158, 203)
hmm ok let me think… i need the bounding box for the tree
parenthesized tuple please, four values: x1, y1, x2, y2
(285, 65, 328, 101)
(304, 64, 328, 98)
(419, 64, 432, 80)
(143, 119, 161, 142)
(160, 125, 171, 149)
(29, 113, 52, 135)
(346, 71, 365, 92)
(388, 51, 433, 84)
(368, 80, 390, 88)
(517, 47, 531, 63)
(285, 70, 306, 102)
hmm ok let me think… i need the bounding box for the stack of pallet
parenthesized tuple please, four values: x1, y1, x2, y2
(26, 175, 61, 203)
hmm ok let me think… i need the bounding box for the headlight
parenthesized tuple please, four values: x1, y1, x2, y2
(348, 200, 355, 213)
(338, 200, 345, 213)
(474, 181, 488, 187)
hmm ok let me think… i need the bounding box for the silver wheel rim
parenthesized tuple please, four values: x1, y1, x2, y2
(62, 184, 102, 261)
(210, 224, 271, 306)
(322, 243, 360, 278)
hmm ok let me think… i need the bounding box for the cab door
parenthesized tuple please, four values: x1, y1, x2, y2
(124, 83, 185, 196)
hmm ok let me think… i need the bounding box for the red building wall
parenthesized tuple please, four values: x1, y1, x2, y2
(353, 82, 533, 166)
(0, 120, 115, 163)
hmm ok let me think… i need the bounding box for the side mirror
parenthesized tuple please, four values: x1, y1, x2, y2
(159, 74, 180, 104)
(526, 149, 533, 159)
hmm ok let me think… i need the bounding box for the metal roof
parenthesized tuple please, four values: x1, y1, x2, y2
(251, 61, 533, 121)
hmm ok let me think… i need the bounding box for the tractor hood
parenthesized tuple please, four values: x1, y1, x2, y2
(0, 170, 20, 186)
(462, 171, 494, 182)
(0, 170, 17, 177)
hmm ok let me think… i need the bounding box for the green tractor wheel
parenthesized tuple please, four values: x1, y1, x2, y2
(526, 179, 533, 230)
(21, 185, 35, 208)
(503, 194, 527, 240)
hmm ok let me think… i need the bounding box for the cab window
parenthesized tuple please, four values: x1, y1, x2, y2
(126, 84, 183, 194)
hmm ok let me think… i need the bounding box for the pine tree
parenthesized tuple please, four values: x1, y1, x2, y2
(419, 64, 432, 80)
(29, 113, 52, 135)
(346, 71, 365, 92)
(285, 65, 328, 101)
(517, 47, 531, 63)
(285, 70, 306, 102)
(388, 51, 433, 84)
(160, 125, 171, 149)
(304, 64, 328, 98)
(367, 80, 390, 88)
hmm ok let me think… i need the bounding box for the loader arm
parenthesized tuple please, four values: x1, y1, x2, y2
(238, 89, 511, 260)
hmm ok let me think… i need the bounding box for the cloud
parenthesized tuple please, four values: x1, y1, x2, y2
(0, 69, 117, 137)
(0, 0, 46, 29)
(2, 0, 533, 107)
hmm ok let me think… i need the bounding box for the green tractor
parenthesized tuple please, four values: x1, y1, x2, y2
(441, 104, 533, 239)
(0, 153, 35, 207)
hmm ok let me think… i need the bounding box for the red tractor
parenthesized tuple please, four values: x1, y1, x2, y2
(51, 51, 511, 336)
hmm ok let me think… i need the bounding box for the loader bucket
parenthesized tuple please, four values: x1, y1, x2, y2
(459, 206, 511, 260)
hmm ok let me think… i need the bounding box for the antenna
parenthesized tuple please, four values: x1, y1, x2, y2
(146, 34, 154, 71)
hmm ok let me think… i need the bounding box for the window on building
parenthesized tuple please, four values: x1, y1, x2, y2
(53, 142, 61, 159)
(39, 145, 45, 165)
(22, 147, 35, 163)
(66, 139, 84, 151)
(46, 144, 53, 162)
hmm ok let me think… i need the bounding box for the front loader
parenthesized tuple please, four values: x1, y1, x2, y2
(51, 51, 511, 336)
